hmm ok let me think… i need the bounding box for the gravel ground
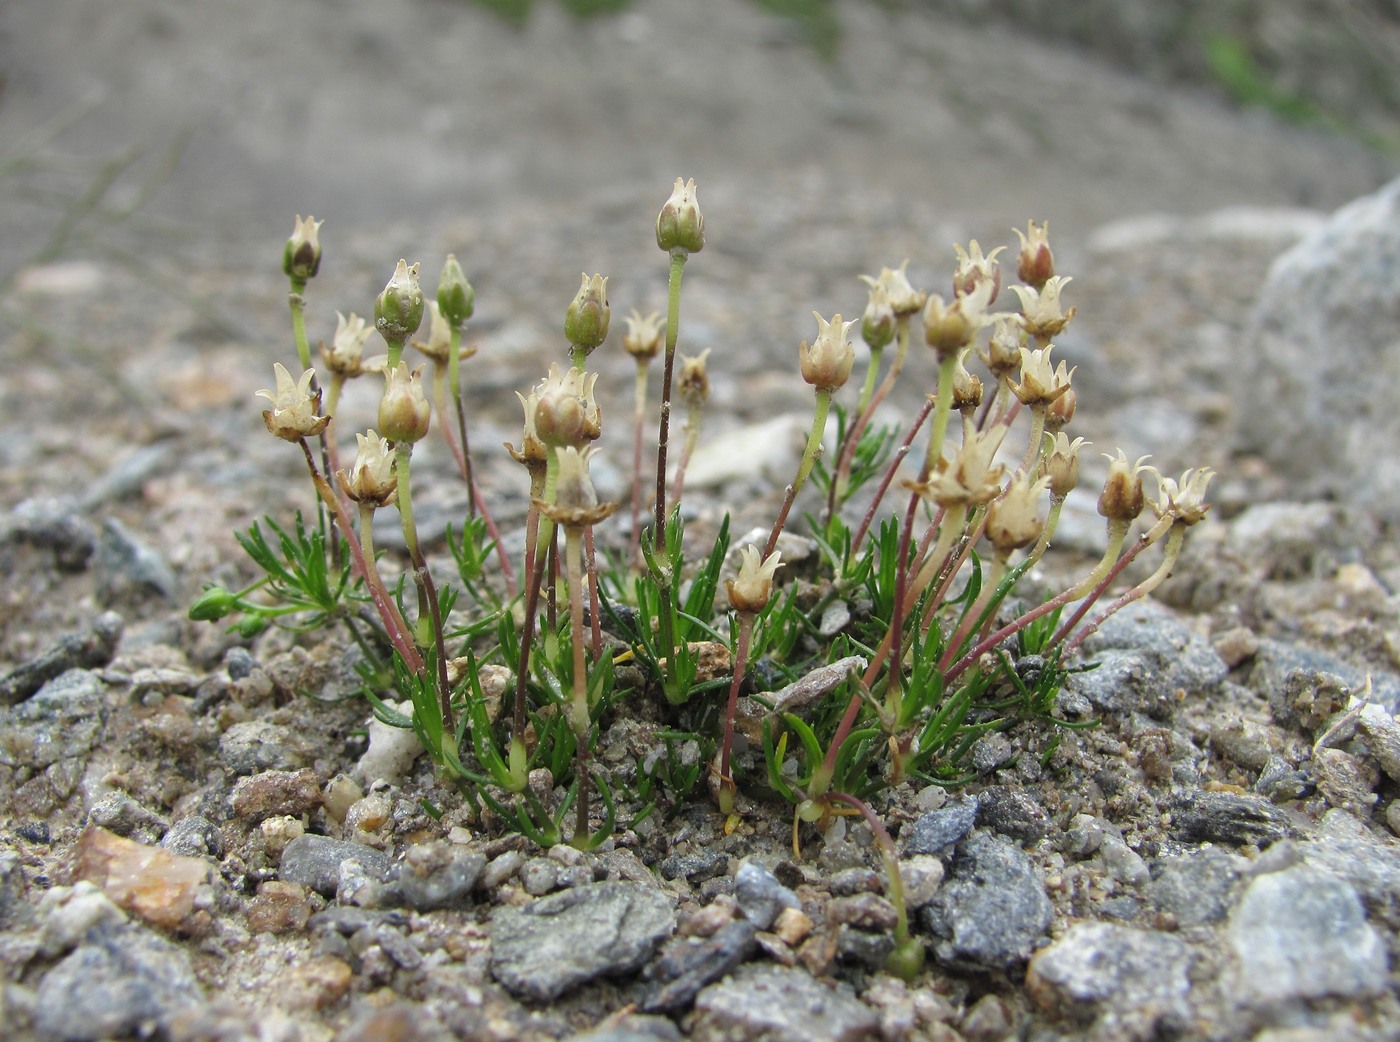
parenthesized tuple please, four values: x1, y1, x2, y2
(3, 2, 1400, 1041)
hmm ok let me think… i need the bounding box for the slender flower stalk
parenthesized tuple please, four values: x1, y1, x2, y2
(284, 215, 322, 372)
(623, 310, 663, 568)
(717, 546, 782, 817)
(765, 313, 854, 558)
(653, 177, 704, 550)
(535, 447, 617, 848)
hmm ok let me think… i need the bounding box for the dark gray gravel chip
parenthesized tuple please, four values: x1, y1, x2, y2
(1169, 791, 1295, 848)
(641, 918, 758, 1014)
(161, 815, 224, 860)
(903, 795, 979, 855)
(279, 834, 394, 897)
(0, 612, 122, 707)
(733, 859, 799, 929)
(977, 786, 1051, 843)
(921, 833, 1052, 970)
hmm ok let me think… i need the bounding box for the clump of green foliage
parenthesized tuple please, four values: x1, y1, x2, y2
(192, 183, 1214, 978)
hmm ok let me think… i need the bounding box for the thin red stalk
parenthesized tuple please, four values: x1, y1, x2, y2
(850, 397, 934, 556)
(298, 439, 423, 674)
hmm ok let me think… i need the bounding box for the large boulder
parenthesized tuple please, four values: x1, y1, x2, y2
(1234, 177, 1400, 517)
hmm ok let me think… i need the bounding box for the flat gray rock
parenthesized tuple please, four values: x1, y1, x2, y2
(1227, 864, 1388, 1008)
(690, 963, 879, 1042)
(1027, 921, 1194, 1037)
(490, 882, 675, 1001)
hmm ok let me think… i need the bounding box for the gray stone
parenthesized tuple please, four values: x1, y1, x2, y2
(279, 834, 394, 897)
(1027, 921, 1193, 1038)
(921, 833, 1052, 970)
(977, 786, 1050, 843)
(1254, 755, 1313, 802)
(657, 849, 728, 883)
(1227, 864, 1388, 1007)
(1096, 831, 1150, 887)
(1251, 643, 1400, 717)
(1169, 791, 1294, 848)
(690, 963, 879, 1042)
(160, 815, 224, 860)
(1226, 502, 1366, 581)
(1301, 809, 1400, 928)
(86, 791, 168, 845)
(1234, 177, 1400, 517)
(95, 517, 177, 605)
(489, 882, 675, 1001)
(733, 859, 799, 930)
(218, 719, 312, 775)
(566, 1017, 684, 1042)
(641, 919, 758, 1014)
(33, 923, 202, 1042)
(1070, 600, 1227, 718)
(903, 795, 978, 854)
(0, 669, 109, 770)
(0, 612, 122, 707)
(0, 852, 33, 929)
(398, 847, 486, 912)
(1358, 711, 1400, 783)
(519, 857, 559, 896)
(0, 497, 97, 572)
(970, 731, 1015, 773)
(1148, 848, 1242, 927)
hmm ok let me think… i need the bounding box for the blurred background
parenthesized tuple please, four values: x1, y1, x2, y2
(1, 0, 1398, 520)
(2, 0, 1396, 283)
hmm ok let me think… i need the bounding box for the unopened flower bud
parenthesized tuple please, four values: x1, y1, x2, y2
(189, 585, 239, 622)
(564, 273, 610, 353)
(922, 280, 993, 361)
(952, 241, 1004, 304)
(437, 254, 475, 327)
(656, 177, 705, 254)
(677, 348, 712, 406)
(375, 260, 425, 344)
(337, 429, 398, 505)
(256, 362, 330, 441)
(986, 474, 1048, 554)
(622, 309, 664, 361)
(1046, 384, 1077, 430)
(860, 282, 897, 351)
(982, 318, 1023, 378)
(1098, 450, 1150, 523)
(725, 545, 783, 614)
(378, 362, 431, 443)
(800, 313, 856, 391)
(533, 363, 601, 449)
(283, 215, 322, 282)
(1042, 433, 1086, 498)
(1014, 220, 1055, 289)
